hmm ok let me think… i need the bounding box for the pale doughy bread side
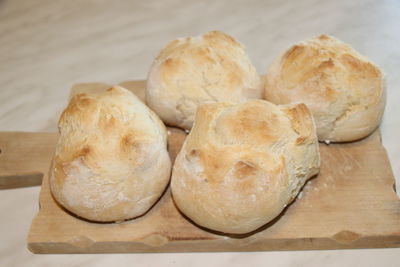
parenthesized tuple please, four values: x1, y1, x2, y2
(50, 86, 171, 222)
(264, 34, 386, 142)
(146, 31, 262, 130)
(171, 100, 320, 234)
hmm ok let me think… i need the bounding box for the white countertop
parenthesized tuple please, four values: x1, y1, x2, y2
(0, 0, 399, 266)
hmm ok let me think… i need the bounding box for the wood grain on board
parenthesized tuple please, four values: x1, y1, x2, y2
(0, 132, 58, 189)
(1, 81, 399, 252)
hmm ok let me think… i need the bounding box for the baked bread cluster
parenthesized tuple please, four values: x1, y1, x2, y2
(50, 31, 385, 234)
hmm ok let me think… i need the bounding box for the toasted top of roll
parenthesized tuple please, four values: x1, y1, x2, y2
(264, 34, 385, 142)
(50, 86, 171, 222)
(171, 100, 320, 234)
(146, 31, 262, 130)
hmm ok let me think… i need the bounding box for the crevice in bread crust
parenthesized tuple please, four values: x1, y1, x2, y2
(200, 71, 219, 101)
(330, 103, 359, 131)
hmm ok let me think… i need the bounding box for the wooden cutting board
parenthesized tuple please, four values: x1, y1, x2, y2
(1, 81, 399, 253)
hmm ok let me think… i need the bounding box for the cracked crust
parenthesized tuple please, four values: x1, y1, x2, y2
(264, 34, 386, 142)
(146, 31, 262, 130)
(50, 86, 171, 222)
(171, 100, 320, 234)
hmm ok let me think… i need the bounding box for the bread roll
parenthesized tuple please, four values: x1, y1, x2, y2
(146, 31, 262, 130)
(171, 100, 320, 234)
(50, 86, 171, 222)
(264, 34, 386, 142)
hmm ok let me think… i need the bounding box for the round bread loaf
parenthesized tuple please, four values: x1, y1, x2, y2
(50, 86, 171, 222)
(146, 31, 262, 130)
(171, 100, 320, 234)
(264, 34, 385, 142)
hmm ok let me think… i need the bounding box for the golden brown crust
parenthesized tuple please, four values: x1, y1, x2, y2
(50, 86, 171, 222)
(146, 31, 262, 130)
(264, 34, 386, 142)
(283, 103, 314, 144)
(171, 100, 320, 234)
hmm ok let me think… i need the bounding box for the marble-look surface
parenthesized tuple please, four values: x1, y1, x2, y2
(0, 0, 399, 266)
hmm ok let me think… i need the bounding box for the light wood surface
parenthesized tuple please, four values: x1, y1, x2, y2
(0, 132, 58, 189)
(1, 0, 400, 265)
(22, 82, 400, 253)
